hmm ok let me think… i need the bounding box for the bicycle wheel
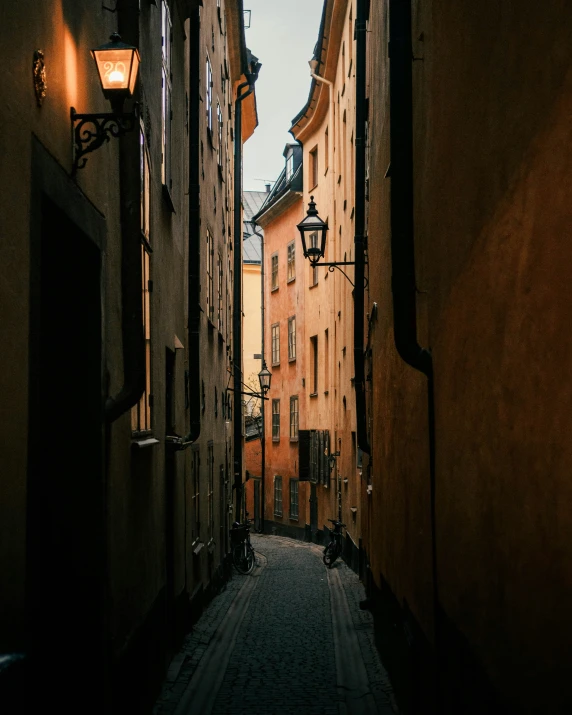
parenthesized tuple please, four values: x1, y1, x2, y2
(233, 542, 254, 574)
(323, 542, 338, 567)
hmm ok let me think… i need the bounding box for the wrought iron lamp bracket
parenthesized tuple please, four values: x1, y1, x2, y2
(311, 260, 369, 289)
(71, 105, 138, 176)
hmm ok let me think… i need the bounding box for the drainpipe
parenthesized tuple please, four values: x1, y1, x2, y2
(309, 67, 335, 200)
(233, 61, 261, 522)
(105, 0, 145, 423)
(353, 0, 371, 455)
(389, 0, 439, 682)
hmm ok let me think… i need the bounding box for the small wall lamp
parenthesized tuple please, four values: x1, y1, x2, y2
(71, 33, 140, 175)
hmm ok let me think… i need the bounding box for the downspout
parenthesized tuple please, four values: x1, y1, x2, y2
(353, 0, 371, 455)
(105, 0, 145, 423)
(233, 62, 261, 521)
(389, 0, 439, 670)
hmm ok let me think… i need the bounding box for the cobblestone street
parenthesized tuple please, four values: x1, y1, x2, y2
(154, 536, 398, 715)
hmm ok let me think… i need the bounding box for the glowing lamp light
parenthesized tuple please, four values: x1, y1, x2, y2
(91, 33, 140, 106)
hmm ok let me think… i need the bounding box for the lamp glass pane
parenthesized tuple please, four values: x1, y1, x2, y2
(93, 48, 134, 91)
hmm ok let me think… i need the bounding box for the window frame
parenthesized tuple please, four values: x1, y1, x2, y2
(288, 315, 296, 361)
(289, 479, 299, 520)
(310, 335, 318, 396)
(206, 53, 213, 135)
(206, 229, 214, 324)
(287, 241, 295, 282)
(191, 447, 201, 543)
(289, 395, 299, 440)
(271, 322, 280, 366)
(309, 145, 318, 189)
(271, 252, 279, 291)
(161, 0, 173, 191)
(274, 475, 283, 517)
(272, 399, 280, 441)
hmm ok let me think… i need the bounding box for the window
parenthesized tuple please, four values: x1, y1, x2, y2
(272, 399, 280, 441)
(217, 101, 223, 167)
(290, 479, 299, 520)
(161, 0, 172, 189)
(207, 443, 214, 541)
(206, 54, 213, 133)
(286, 152, 293, 180)
(288, 316, 296, 361)
(324, 328, 329, 392)
(310, 335, 318, 395)
(290, 396, 299, 439)
(217, 251, 223, 332)
(324, 127, 329, 173)
(309, 146, 318, 188)
(274, 475, 283, 516)
(132, 127, 152, 434)
(309, 232, 319, 286)
(271, 323, 280, 366)
(271, 253, 278, 290)
(287, 241, 295, 282)
(192, 448, 200, 542)
(206, 229, 214, 323)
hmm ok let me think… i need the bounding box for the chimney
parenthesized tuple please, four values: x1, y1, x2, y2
(265, 183, 271, 193)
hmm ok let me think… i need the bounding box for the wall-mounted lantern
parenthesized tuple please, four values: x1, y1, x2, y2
(296, 196, 328, 265)
(92, 33, 140, 110)
(71, 33, 140, 176)
(258, 361, 272, 395)
(297, 196, 359, 285)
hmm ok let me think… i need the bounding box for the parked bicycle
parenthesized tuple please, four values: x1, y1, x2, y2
(323, 518, 346, 568)
(230, 515, 256, 574)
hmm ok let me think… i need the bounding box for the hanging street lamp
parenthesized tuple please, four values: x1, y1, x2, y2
(71, 33, 141, 175)
(297, 196, 359, 285)
(258, 361, 272, 395)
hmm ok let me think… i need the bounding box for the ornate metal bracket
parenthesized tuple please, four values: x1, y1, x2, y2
(70, 107, 137, 176)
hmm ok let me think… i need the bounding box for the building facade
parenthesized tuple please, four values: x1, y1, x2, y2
(362, 0, 572, 712)
(0, 0, 257, 711)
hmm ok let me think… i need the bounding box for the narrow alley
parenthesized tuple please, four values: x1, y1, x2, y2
(153, 536, 397, 715)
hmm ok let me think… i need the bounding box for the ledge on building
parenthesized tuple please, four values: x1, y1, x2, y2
(131, 436, 160, 449)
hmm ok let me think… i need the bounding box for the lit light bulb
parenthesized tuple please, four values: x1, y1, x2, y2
(109, 68, 125, 83)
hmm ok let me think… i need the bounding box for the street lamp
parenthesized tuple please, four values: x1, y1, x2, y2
(71, 33, 141, 175)
(296, 196, 328, 265)
(92, 33, 141, 112)
(297, 196, 360, 285)
(258, 361, 272, 395)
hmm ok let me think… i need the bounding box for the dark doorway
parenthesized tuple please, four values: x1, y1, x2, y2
(253, 478, 261, 532)
(165, 348, 176, 647)
(310, 483, 318, 538)
(27, 196, 104, 707)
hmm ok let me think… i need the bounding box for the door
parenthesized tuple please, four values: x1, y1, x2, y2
(253, 478, 261, 532)
(165, 348, 176, 645)
(27, 196, 103, 704)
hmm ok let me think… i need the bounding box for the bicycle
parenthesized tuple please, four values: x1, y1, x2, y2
(323, 518, 346, 568)
(230, 517, 256, 574)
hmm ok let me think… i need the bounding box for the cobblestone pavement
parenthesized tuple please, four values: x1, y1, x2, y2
(154, 535, 398, 715)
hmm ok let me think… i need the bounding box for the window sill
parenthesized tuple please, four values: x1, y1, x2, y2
(289, 516, 299, 522)
(271, 287, 279, 293)
(192, 540, 205, 557)
(309, 393, 318, 399)
(288, 357, 296, 363)
(272, 438, 280, 443)
(290, 437, 298, 443)
(287, 277, 295, 284)
(208, 538, 216, 553)
(274, 512, 283, 518)
(309, 282, 318, 289)
(131, 436, 160, 449)
(309, 183, 318, 191)
(271, 362, 280, 368)
(162, 184, 176, 213)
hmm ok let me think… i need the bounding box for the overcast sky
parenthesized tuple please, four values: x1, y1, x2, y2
(243, 0, 324, 192)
